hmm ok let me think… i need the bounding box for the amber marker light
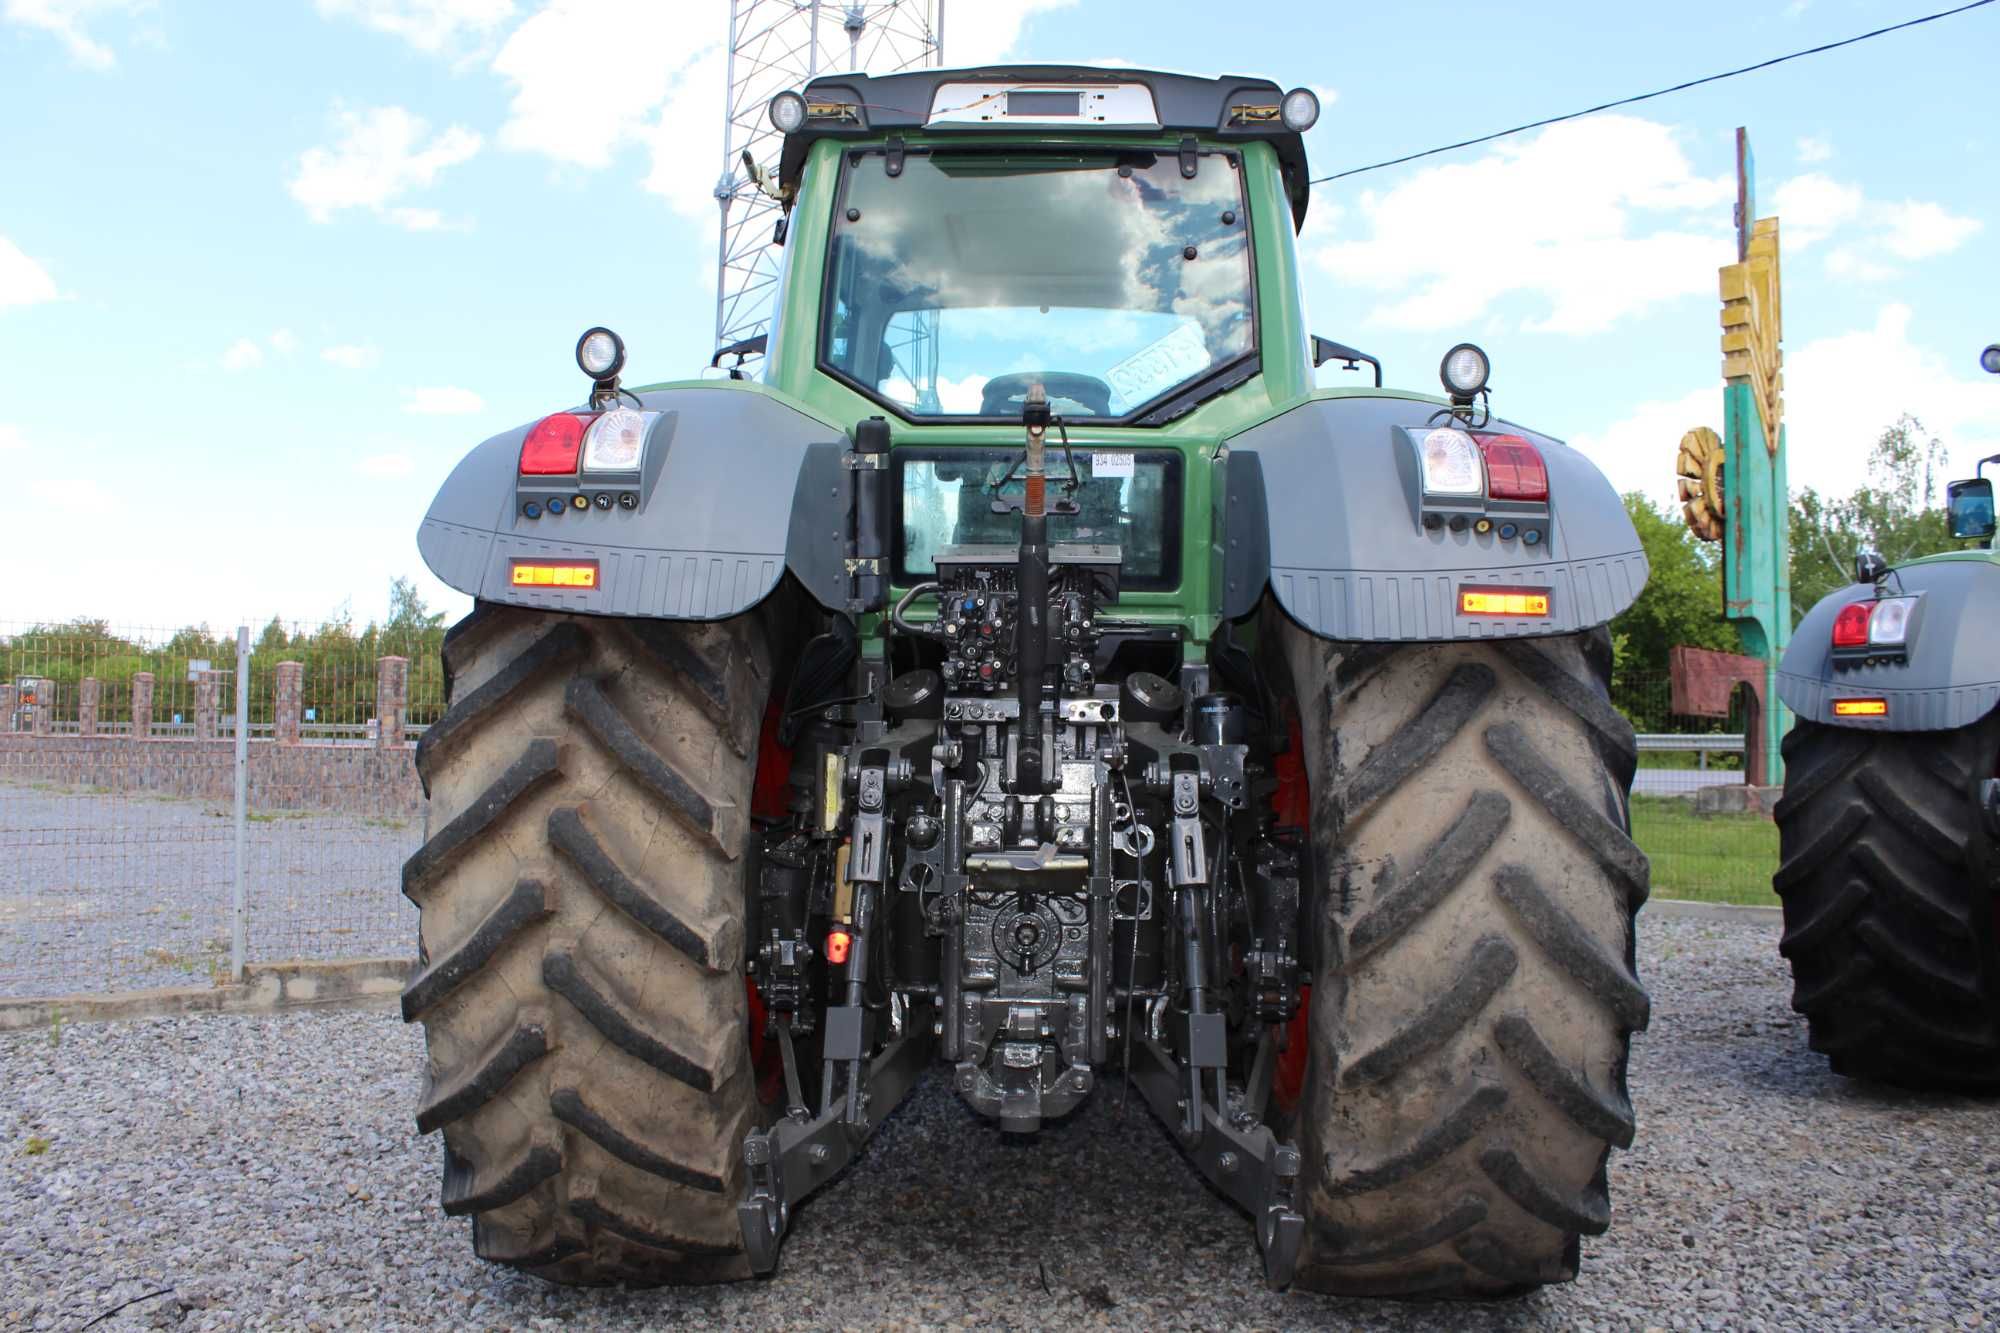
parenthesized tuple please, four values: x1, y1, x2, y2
(825, 929, 852, 965)
(1832, 698, 1888, 717)
(1458, 586, 1551, 616)
(510, 560, 599, 589)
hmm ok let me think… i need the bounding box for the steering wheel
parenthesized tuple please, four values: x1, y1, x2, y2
(979, 371, 1114, 418)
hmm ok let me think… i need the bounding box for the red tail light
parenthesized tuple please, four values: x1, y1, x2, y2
(1831, 602, 1872, 648)
(520, 412, 592, 474)
(1473, 434, 1549, 501)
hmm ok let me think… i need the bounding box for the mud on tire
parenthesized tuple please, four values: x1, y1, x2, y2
(1773, 715, 2000, 1091)
(1273, 624, 1649, 1298)
(401, 603, 776, 1285)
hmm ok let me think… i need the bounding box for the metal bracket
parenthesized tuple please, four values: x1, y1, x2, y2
(1128, 1035, 1304, 1288)
(738, 1028, 931, 1275)
(885, 135, 905, 177)
(1168, 769, 1206, 888)
(1178, 135, 1199, 179)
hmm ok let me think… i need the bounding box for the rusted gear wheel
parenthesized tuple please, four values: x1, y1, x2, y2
(1675, 427, 1725, 542)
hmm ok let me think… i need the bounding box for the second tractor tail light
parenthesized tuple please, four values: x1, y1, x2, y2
(1831, 602, 1872, 648)
(1473, 434, 1549, 501)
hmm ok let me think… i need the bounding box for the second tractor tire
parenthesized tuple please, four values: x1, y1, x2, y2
(1773, 714, 2000, 1090)
(1274, 624, 1650, 1298)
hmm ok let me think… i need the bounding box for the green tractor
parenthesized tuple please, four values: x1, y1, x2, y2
(1773, 348, 2000, 1090)
(402, 66, 1654, 1297)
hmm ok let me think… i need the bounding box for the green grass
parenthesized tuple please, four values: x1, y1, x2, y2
(1630, 795, 1779, 906)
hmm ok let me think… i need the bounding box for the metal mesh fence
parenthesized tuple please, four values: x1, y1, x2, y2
(0, 619, 437, 998)
(0, 620, 1787, 999)
(1614, 670, 1777, 907)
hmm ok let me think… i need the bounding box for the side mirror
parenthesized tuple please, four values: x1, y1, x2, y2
(1947, 477, 1996, 540)
(1310, 335, 1382, 388)
(710, 332, 769, 381)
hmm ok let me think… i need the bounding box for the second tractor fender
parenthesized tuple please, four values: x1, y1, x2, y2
(417, 383, 851, 619)
(1777, 557, 2000, 731)
(1218, 395, 1648, 640)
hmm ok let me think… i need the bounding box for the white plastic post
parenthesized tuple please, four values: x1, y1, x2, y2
(231, 624, 250, 982)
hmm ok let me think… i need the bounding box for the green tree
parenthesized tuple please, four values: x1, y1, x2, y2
(1790, 415, 1954, 622)
(1609, 493, 1738, 731)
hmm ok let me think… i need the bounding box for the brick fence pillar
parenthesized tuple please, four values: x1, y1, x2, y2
(130, 673, 154, 739)
(78, 678, 101, 736)
(274, 661, 303, 745)
(195, 670, 219, 741)
(376, 656, 408, 748)
(0, 684, 14, 734)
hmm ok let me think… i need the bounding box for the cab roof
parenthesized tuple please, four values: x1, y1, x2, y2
(779, 65, 1314, 229)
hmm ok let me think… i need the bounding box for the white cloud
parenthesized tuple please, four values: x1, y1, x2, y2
(0, 235, 59, 309)
(0, 423, 25, 452)
(322, 343, 381, 370)
(1571, 304, 2000, 514)
(1311, 115, 1734, 335)
(1786, 304, 2000, 496)
(1768, 172, 1862, 251)
(25, 476, 123, 517)
(1877, 200, 1982, 260)
(268, 328, 299, 356)
(356, 451, 416, 477)
(943, 0, 1077, 62)
(1795, 135, 1832, 164)
(403, 386, 484, 414)
(220, 338, 264, 373)
(1567, 386, 1719, 512)
(289, 105, 482, 225)
(314, 0, 515, 54)
(1769, 172, 1979, 270)
(2, 0, 148, 70)
(492, 1, 689, 171)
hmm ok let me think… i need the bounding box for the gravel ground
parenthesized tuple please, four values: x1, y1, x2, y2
(3, 915, 1997, 1331)
(0, 781, 418, 997)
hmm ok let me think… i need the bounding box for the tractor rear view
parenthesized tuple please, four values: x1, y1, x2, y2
(400, 66, 1655, 1297)
(1774, 374, 2000, 1090)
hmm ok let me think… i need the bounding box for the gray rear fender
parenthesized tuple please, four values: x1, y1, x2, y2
(417, 384, 850, 618)
(1778, 558, 2000, 731)
(1219, 395, 1648, 640)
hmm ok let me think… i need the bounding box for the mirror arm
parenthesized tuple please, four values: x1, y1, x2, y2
(1311, 336, 1382, 388)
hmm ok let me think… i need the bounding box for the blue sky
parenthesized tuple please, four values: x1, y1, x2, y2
(3, 0, 1996, 632)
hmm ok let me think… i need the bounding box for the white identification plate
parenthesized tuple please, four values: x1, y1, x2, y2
(1091, 451, 1135, 479)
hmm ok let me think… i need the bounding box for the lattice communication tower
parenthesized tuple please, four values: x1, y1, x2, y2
(714, 1, 944, 359)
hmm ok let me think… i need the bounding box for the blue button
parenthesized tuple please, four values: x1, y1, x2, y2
(1497, 522, 1517, 540)
(1523, 528, 1542, 546)
(522, 501, 541, 519)
(962, 597, 977, 613)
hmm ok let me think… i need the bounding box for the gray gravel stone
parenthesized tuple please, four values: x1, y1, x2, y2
(3, 915, 1996, 1330)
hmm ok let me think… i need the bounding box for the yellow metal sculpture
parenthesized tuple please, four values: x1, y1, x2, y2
(1720, 216, 1783, 457)
(1675, 426, 1725, 542)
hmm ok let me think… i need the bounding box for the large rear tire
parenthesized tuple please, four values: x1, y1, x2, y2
(1773, 715, 2000, 1090)
(1274, 624, 1650, 1298)
(401, 603, 776, 1284)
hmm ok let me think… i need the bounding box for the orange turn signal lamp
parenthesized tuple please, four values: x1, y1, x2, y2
(510, 560, 599, 589)
(1832, 698, 1887, 717)
(825, 929, 852, 965)
(1458, 586, 1550, 617)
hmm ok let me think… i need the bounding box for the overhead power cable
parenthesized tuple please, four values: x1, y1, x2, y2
(1310, 0, 1995, 183)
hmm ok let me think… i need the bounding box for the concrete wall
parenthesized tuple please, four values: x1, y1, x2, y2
(0, 734, 423, 818)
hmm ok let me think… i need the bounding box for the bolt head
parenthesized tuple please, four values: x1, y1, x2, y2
(743, 1139, 769, 1166)
(808, 1144, 830, 1165)
(1219, 1151, 1239, 1173)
